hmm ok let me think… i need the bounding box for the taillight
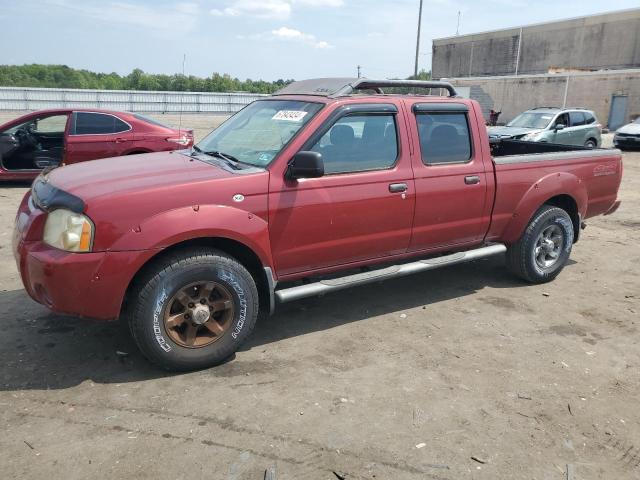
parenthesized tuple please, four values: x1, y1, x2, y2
(166, 136, 193, 146)
(596, 123, 603, 131)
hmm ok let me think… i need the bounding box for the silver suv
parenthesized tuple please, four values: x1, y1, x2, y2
(488, 107, 602, 148)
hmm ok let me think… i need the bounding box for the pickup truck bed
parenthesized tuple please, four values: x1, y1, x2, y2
(488, 139, 622, 244)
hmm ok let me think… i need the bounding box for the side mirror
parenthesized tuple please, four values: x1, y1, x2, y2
(554, 123, 566, 131)
(287, 151, 324, 180)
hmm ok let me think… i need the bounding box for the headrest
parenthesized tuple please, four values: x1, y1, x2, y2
(431, 124, 458, 142)
(330, 124, 355, 147)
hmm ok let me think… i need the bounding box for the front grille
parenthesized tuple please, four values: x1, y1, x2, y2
(616, 133, 640, 138)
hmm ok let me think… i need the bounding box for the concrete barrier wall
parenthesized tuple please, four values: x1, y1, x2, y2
(451, 70, 640, 127)
(433, 8, 640, 78)
(0, 87, 267, 113)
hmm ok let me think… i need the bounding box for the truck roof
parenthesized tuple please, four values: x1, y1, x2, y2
(273, 78, 459, 99)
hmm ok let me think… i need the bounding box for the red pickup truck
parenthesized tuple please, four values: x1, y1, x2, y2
(13, 79, 623, 371)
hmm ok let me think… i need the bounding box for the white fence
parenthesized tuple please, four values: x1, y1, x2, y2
(0, 87, 267, 113)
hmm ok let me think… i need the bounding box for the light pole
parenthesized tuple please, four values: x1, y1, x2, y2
(414, 0, 424, 78)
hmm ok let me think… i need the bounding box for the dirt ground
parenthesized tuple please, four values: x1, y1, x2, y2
(0, 112, 638, 479)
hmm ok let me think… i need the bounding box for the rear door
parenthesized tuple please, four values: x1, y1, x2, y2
(66, 112, 133, 163)
(268, 101, 415, 276)
(406, 101, 493, 252)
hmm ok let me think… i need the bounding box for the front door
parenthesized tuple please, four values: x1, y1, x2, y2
(0, 113, 69, 171)
(407, 101, 493, 252)
(268, 103, 415, 277)
(66, 112, 133, 164)
(551, 113, 572, 145)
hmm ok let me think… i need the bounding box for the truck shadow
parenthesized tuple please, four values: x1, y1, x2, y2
(0, 256, 548, 390)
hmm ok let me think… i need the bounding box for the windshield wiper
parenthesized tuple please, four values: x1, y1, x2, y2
(192, 147, 243, 169)
(207, 151, 241, 164)
(192, 146, 259, 169)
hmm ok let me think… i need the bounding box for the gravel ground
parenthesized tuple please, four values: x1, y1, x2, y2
(0, 112, 638, 479)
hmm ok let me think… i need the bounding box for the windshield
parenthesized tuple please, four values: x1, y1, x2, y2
(507, 112, 555, 129)
(196, 100, 323, 167)
(634, 117, 640, 124)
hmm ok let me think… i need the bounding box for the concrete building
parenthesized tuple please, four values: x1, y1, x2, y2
(432, 8, 640, 128)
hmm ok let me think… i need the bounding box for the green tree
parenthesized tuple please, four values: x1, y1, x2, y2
(0, 64, 291, 93)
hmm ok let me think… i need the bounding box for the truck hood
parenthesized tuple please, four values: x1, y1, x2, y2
(47, 150, 238, 201)
(488, 126, 542, 138)
(42, 150, 270, 251)
(617, 122, 640, 135)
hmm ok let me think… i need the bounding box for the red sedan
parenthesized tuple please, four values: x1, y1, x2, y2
(0, 109, 194, 181)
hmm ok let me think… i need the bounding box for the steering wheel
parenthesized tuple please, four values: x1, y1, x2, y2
(14, 127, 39, 150)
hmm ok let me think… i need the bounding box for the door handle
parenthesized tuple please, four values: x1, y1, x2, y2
(389, 183, 408, 193)
(464, 175, 480, 185)
(114, 137, 127, 144)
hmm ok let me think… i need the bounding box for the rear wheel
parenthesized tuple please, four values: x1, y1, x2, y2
(506, 205, 574, 283)
(127, 248, 259, 371)
(585, 139, 597, 149)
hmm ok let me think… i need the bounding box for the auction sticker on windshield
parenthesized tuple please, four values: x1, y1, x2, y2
(272, 110, 309, 122)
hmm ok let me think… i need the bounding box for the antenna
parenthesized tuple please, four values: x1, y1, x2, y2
(357, 65, 362, 78)
(456, 11, 461, 35)
(178, 53, 186, 137)
(414, 0, 424, 78)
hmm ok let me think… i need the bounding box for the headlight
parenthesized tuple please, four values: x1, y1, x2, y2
(43, 209, 94, 252)
(521, 133, 540, 141)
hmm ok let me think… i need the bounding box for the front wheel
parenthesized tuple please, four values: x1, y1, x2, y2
(127, 248, 259, 371)
(506, 205, 574, 283)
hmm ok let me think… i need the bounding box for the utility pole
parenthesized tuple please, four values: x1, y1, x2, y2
(456, 11, 461, 36)
(414, 0, 424, 78)
(357, 65, 362, 78)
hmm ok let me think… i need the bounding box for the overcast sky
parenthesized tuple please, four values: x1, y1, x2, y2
(2, 0, 638, 81)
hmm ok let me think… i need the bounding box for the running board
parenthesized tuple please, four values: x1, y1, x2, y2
(274, 243, 507, 304)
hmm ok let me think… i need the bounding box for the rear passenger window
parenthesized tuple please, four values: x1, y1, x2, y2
(416, 113, 472, 165)
(73, 112, 130, 135)
(569, 112, 586, 127)
(584, 113, 596, 124)
(310, 114, 398, 174)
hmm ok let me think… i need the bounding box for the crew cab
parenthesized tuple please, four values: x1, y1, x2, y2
(0, 109, 193, 181)
(13, 79, 623, 371)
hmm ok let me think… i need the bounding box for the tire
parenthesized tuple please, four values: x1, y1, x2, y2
(585, 139, 597, 149)
(506, 205, 574, 284)
(127, 248, 259, 371)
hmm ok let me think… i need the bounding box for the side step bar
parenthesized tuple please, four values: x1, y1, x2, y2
(274, 243, 507, 304)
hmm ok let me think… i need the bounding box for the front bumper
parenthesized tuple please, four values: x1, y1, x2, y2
(614, 135, 640, 149)
(13, 237, 147, 320)
(12, 187, 160, 321)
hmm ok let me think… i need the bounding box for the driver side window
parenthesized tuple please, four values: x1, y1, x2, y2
(6, 115, 68, 135)
(554, 113, 569, 127)
(309, 114, 398, 175)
